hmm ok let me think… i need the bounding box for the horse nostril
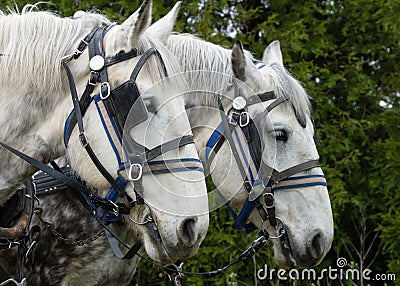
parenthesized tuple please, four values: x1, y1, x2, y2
(179, 218, 197, 247)
(307, 232, 325, 260)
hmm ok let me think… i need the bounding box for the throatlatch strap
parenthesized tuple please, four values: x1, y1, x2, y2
(63, 88, 94, 147)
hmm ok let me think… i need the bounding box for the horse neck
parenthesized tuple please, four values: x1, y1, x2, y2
(167, 34, 254, 206)
(166, 34, 239, 155)
(0, 55, 85, 204)
(167, 33, 235, 99)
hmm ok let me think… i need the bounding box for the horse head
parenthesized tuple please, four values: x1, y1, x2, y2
(0, 0, 208, 264)
(226, 40, 334, 267)
(67, 0, 209, 263)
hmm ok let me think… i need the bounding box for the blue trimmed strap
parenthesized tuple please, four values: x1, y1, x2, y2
(205, 122, 224, 163)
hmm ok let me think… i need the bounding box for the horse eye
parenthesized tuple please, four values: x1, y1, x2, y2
(272, 129, 288, 142)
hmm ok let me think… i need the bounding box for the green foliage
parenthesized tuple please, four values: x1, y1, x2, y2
(2, 0, 399, 284)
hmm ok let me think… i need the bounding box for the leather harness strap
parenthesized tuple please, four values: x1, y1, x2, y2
(206, 87, 327, 232)
(145, 135, 194, 162)
(0, 25, 205, 265)
(0, 142, 131, 216)
(268, 159, 321, 185)
(62, 61, 130, 201)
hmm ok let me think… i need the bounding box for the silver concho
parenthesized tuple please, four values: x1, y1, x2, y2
(89, 55, 105, 71)
(232, 96, 247, 110)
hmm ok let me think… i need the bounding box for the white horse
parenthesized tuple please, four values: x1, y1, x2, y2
(149, 3, 334, 268)
(0, 1, 208, 284)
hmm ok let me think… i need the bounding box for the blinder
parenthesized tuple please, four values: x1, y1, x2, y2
(102, 76, 147, 136)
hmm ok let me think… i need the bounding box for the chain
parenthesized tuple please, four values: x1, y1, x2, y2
(33, 207, 105, 247)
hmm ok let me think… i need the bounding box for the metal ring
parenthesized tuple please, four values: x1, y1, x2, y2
(269, 217, 285, 239)
(239, 111, 250, 127)
(99, 82, 110, 100)
(261, 216, 285, 239)
(126, 215, 153, 225)
(128, 163, 143, 181)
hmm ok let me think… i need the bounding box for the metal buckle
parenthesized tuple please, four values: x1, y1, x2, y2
(109, 200, 119, 216)
(243, 181, 252, 193)
(100, 82, 110, 100)
(229, 111, 240, 125)
(79, 132, 89, 148)
(74, 47, 83, 57)
(88, 71, 99, 86)
(263, 192, 275, 208)
(128, 164, 143, 181)
(75, 39, 89, 57)
(239, 111, 250, 127)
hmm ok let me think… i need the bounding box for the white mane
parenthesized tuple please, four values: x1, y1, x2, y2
(0, 7, 182, 138)
(168, 33, 311, 120)
(0, 6, 180, 93)
(0, 6, 183, 203)
(138, 31, 184, 88)
(0, 7, 110, 94)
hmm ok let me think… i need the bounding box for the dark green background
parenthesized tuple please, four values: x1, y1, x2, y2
(2, 1, 398, 285)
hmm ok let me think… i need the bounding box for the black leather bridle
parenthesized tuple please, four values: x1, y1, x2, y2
(62, 25, 202, 211)
(205, 84, 327, 267)
(0, 25, 204, 259)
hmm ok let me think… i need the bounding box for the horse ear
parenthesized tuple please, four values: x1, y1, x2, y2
(262, 40, 283, 67)
(147, 1, 181, 44)
(231, 41, 247, 81)
(122, 0, 153, 46)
